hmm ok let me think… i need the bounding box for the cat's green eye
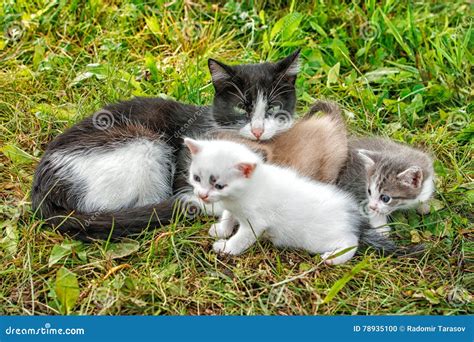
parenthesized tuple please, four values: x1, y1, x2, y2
(233, 105, 246, 115)
(193, 175, 201, 182)
(380, 194, 391, 203)
(268, 105, 281, 115)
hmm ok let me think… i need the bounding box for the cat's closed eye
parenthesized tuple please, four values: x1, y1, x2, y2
(267, 105, 281, 116)
(233, 105, 247, 115)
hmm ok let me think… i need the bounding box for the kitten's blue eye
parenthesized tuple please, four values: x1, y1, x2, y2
(380, 194, 391, 203)
(215, 184, 227, 190)
(193, 175, 201, 182)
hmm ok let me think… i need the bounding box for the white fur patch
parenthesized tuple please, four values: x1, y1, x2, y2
(239, 90, 294, 140)
(51, 139, 174, 213)
(418, 175, 435, 202)
(252, 91, 266, 126)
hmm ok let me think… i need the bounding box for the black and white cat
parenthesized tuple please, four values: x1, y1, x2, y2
(31, 51, 300, 240)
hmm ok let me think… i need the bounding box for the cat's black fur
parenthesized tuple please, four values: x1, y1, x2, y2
(31, 51, 300, 241)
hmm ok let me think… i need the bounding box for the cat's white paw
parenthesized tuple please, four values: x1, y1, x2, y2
(321, 252, 336, 265)
(321, 246, 357, 265)
(212, 240, 240, 255)
(212, 239, 229, 254)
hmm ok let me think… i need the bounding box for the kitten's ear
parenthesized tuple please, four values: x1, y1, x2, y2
(275, 49, 301, 79)
(357, 149, 378, 169)
(208, 59, 233, 85)
(184, 138, 202, 155)
(397, 166, 423, 189)
(236, 162, 257, 178)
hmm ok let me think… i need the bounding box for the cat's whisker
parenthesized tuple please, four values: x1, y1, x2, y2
(227, 91, 245, 103)
(268, 72, 288, 99)
(269, 88, 294, 102)
(224, 81, 246, 102)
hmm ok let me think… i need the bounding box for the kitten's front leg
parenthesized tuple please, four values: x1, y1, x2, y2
(370, 214, 390, 235)
(213, 221, 263, 256)
(209, 210, 235, 238)
(201, 201, 225, 217)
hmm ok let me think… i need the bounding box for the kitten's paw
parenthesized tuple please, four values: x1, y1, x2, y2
(212, 240, 241, 255)
(212, 240, 229, 254)
(179, 196, 202, 219)
(321, 252, 336, 265)
(321, 246, 357, 265)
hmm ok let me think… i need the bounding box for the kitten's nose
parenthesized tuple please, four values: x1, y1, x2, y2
(369, 204, 377, 211)
(199, 193, 209, 201)
(251, 127, 264, 139)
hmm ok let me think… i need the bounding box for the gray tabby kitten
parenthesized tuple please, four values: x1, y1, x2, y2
(337, 137, 435, 233)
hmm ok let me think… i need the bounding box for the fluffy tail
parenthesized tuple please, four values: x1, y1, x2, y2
(39, 196, 199, 242)
(359, 224, 425, 257)
(303, 100, 344, 123)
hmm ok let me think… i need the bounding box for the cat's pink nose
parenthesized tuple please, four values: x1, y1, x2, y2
(251, 127, 264, 139)
(199, 193, 209, 201)
(369, 204, 377, 211)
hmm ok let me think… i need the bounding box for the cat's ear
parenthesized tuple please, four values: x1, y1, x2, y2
(275, 49, 301, 79)
(184, 138, 202, 155)
(357, 149, 378, 169)
(208, 59, 233, 85)
(236, 162, 257, 178)
(397, 166, 423, 189)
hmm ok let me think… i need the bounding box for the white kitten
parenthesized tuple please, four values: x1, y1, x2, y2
(184, 138, 364, 265)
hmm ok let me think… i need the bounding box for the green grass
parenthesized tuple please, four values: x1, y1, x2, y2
(0, 0, 473, 315)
